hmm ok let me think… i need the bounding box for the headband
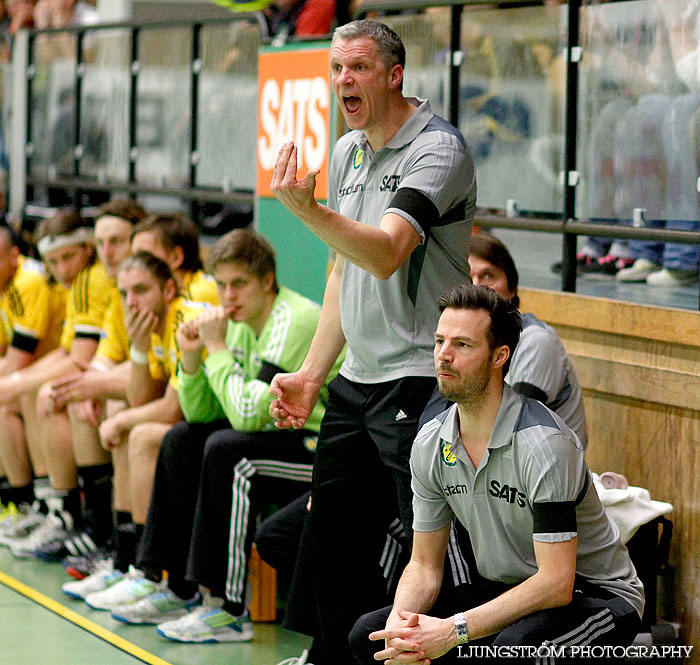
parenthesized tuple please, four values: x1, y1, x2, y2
(37, 227, 94, 257)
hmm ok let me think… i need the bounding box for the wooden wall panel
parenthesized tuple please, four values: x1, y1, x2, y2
(520, 288, 700, 661)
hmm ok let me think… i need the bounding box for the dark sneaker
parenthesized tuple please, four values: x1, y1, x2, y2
(580, 255, 633, 280)
(64, 544, 117, 579)
(550, 252, 596, 274)
(34, 529, 99, 562)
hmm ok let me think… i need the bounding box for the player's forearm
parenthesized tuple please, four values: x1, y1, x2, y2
(300, 203, 407, 280)
(463, 568, 574, 641)
(90, 362, 130, 400)
(7, 350, 78, 395)
(127, 362, 165, 407)
(390, 559, 444, 620)
(114, 394, 183, 433)
(299, 261, 346, 386)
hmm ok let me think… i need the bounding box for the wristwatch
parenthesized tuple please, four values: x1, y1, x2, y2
(453, 612, 469, 645)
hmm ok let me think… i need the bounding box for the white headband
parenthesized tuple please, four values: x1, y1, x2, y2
(37, 227, 94, 257)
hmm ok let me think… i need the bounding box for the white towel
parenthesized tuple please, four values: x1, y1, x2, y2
(592, 473, 673, 543)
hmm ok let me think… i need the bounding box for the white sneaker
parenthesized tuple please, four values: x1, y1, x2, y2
(157, 602, 253, 643)
(111, 587, 195, 625)
(277, 649, 311, 664)
(62, 559, 124, 600)
(84, 566, 160, 610)
(646, 268, 698, 286)
(615, 258, 661, 282)
(0, 503, 45, 545)
(8, 511, 72, 558)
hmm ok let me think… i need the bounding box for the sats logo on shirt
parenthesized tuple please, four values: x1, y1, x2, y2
(441, 443, 457, 468)
(488, 480, 526, 507)
(379, 174, 401, 192)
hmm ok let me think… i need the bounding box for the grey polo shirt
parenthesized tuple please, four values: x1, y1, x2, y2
(411, 386, 644, 617)
(328, 98, 476, 383)
(506, 313, 587, 447)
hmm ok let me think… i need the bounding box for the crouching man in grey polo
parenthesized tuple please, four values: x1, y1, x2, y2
(349, 284, 642, 664)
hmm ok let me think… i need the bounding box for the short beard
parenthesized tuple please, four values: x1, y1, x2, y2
(437, 363, 491, 410)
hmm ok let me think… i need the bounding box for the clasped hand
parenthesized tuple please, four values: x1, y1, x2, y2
(369, 610, 454, 664)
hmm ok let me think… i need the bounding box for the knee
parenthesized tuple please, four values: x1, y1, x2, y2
(127, 424, 159, 464)
(349, 608, 388, 665)
(202, 428, 241, 461)
(160, 422, 190, 458)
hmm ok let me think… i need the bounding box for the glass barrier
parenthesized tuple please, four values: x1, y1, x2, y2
(577, 0, 700, 281)
(458, 3, 567, 215)
(135, 26, 192, 189)
(381, 9, 451, 120)
(79, 29, 131, 184)
(28, 30, 78, 205)
(197, 22, 260, 191)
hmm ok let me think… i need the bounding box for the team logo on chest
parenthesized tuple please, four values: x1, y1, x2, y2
(441, 442, 457, 468)
(353, 146, 364, 169)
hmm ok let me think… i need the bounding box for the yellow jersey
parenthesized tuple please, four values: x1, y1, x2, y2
(60, 261, 114, 350)
(0, 256, 67, 359)
(147, 296, 211, 389)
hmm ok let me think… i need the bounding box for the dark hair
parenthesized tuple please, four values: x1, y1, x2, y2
(205, 229, 278, 293)
(97, 199, 147, 226)
(469, 231, 520, 309)
(117, 250, 177, 291)
(333, 20, 405, 83)
(132, 214, 203, 273)
(437, 283, 521, 376)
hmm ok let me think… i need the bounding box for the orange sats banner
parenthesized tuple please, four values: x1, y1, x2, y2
(257, 48, 331, 199)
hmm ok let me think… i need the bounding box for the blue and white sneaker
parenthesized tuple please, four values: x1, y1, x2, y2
(62, 559, 124, 600)
(111, 587, 197, 625)
(157, 597, 253, 643)
(84, 566, 159, 610)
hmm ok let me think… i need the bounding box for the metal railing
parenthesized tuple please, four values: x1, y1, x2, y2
(8, 3, 700, 309)
(356, 0, 700, 310)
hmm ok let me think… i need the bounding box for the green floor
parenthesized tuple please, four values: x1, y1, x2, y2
(0, 549, 311, 665)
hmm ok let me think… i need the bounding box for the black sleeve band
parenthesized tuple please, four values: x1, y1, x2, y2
(533, 501, 577, 534)
(512, 382, 548, 405)
(11, 331, 39, 354)
(256, 361, 285, 385)
(75, 331, 102, 343)
(389, 187, 439, 234)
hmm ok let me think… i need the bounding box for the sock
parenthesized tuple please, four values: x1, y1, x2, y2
(114, 515, 136, 573)
(0, 482, 35, 507)
(79, 464, 113, 543)
(0, 478, 10, 504)
(167, 574, 198, 601)
(215, 592, 244, 617)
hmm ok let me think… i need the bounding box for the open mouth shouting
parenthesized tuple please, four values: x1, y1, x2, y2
(343, 95, 362, 116)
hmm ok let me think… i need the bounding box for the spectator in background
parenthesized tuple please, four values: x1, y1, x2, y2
(262, 0, 336, 43)
(213, 0, 335, 43)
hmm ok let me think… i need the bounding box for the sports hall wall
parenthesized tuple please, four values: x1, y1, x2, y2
(520, 287, 700, 658)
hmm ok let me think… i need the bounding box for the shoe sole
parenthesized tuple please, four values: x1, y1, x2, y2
(62, 588, 86, 600)
(65, 566, 88, 580)
(156, 628, 253, 643)
(112, 608, 188, 625)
